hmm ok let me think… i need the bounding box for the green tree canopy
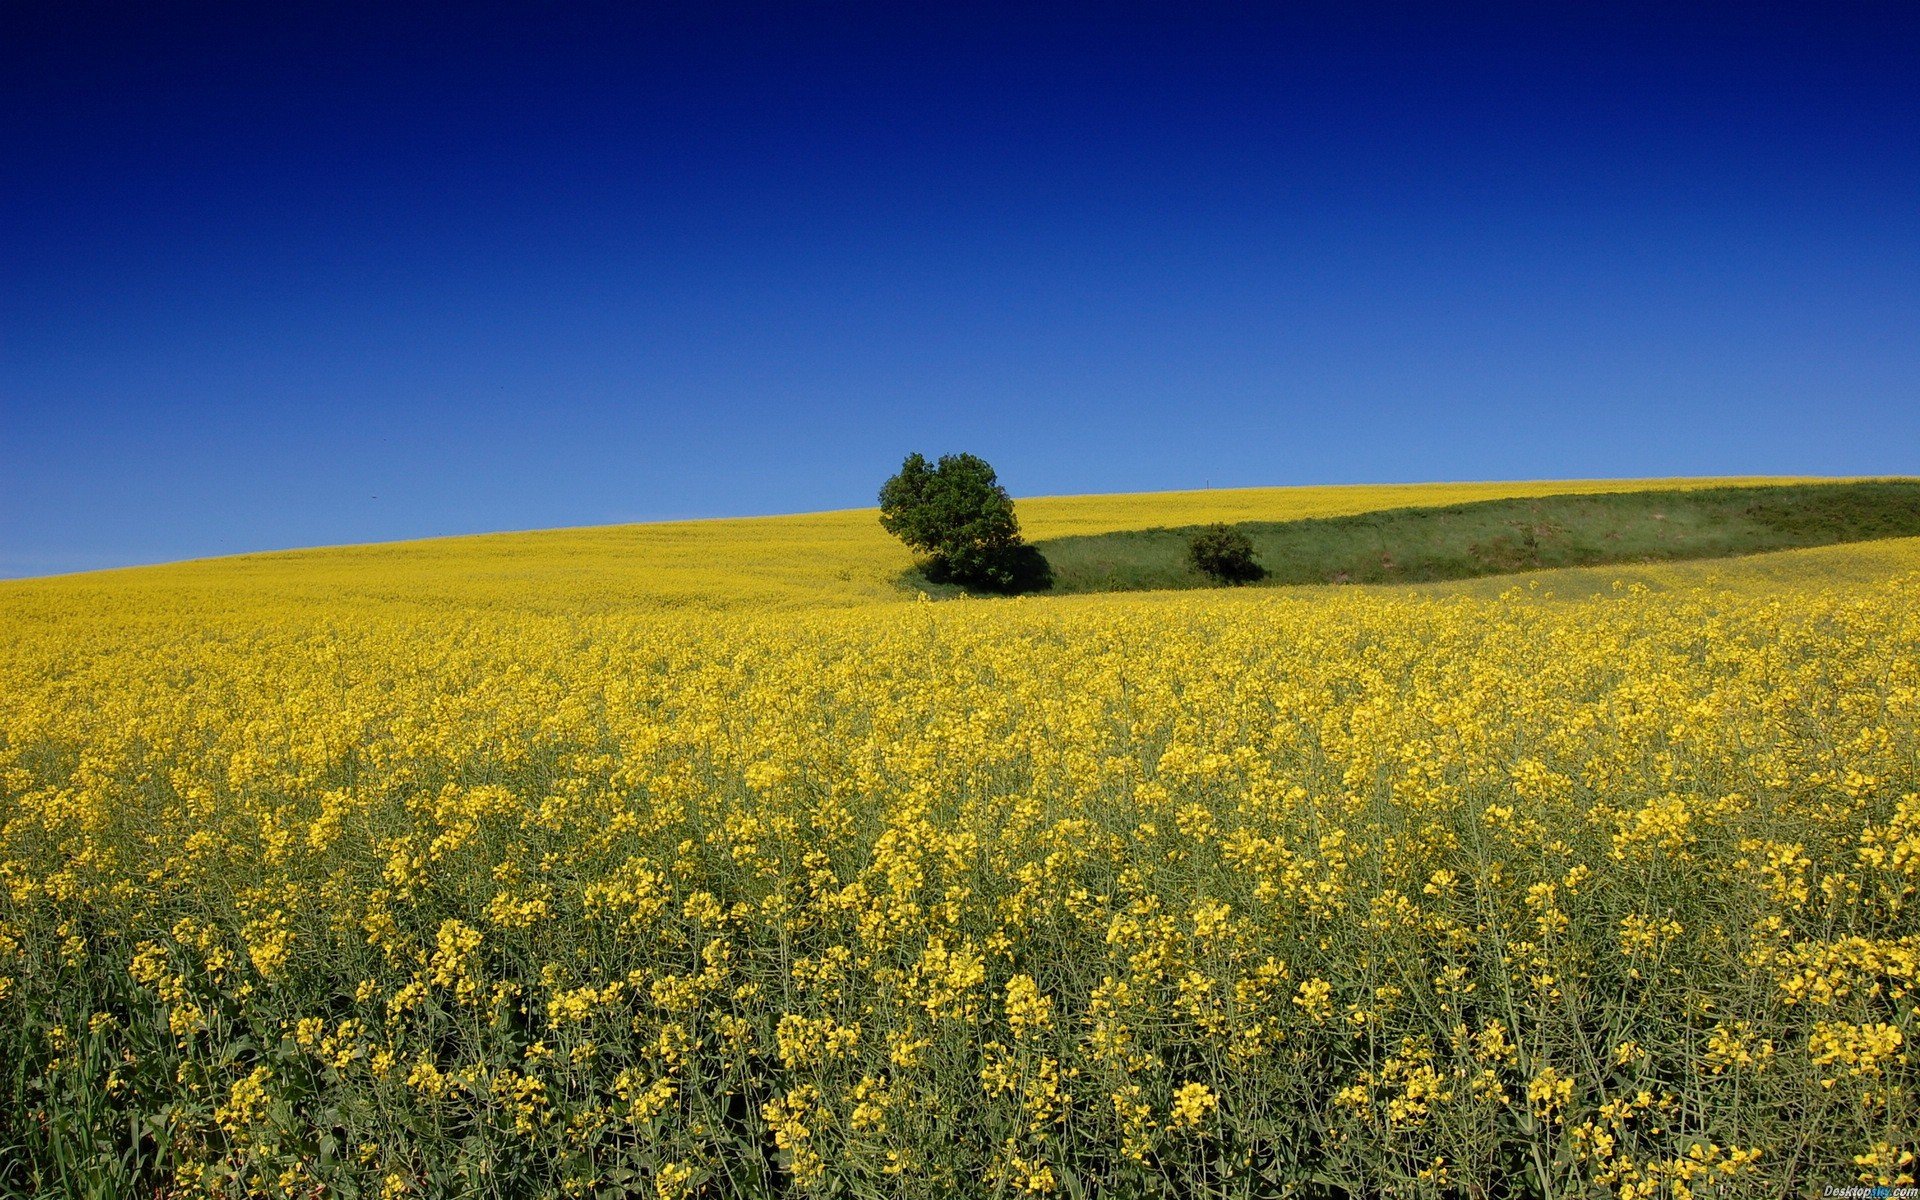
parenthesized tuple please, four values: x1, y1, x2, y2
(879, 452, 1048, 592)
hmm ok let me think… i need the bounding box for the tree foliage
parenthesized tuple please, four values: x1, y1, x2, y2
(879, 452, 1049, 592)
(1187, 522, 1264, 584)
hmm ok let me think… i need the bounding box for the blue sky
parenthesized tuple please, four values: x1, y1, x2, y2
(3, 2, 1916, 577)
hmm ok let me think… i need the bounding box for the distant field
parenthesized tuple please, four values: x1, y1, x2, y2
(1014, 479, 1920, 594)
(0, 475, 1823, 617)
(3, 477, 1917, 1198)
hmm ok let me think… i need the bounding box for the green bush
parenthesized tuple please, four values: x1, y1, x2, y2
(879, 452, 1050, 592)
(1187, 522, 1263, 584)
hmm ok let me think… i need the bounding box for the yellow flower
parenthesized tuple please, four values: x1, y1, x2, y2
(214, 1066, 274, 1137)
(1293, 978, 1334, 1024)
(1526, 1067, 1574, 1121)
(655, 1160, 699, 1200)
(1005, 974, 1053, 1037)
(1169, 1081, 1219, 1131)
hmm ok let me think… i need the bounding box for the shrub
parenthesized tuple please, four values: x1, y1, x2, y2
(1188, 523, 1263, 584)
(879, 452, 1051, 592)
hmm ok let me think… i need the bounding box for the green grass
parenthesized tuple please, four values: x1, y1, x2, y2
(907, 480, 1920, 595)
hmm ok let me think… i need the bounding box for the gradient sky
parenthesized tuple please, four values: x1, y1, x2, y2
(3, 2, 1916, 577)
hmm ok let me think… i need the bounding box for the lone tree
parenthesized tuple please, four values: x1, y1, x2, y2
(1187, 522, 1264, 584)
(879, 452, 1049, 592)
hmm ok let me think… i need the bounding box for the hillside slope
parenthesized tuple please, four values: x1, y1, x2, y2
(0, 476, 1853, 620)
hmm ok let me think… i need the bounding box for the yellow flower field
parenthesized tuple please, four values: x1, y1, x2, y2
(2, 479, 1915, 1197)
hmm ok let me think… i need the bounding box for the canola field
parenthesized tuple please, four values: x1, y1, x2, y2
(2, 478, 1916, 1198)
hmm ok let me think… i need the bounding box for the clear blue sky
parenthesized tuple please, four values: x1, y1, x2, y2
(4, 2, 1916, 577)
